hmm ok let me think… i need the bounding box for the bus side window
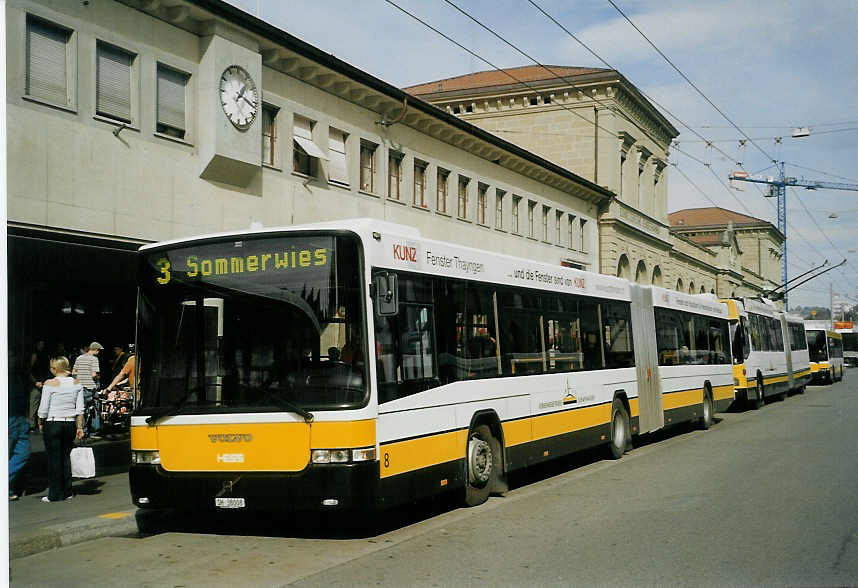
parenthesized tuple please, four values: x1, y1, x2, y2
(602, 301, 634, 369)
(579, 299, 603, 370)
(375, 273, 438, 404)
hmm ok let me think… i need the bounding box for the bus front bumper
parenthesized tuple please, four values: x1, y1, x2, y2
(130, 461, 379, 512)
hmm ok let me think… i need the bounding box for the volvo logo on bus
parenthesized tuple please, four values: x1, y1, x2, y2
(392, 243, 417, 263)
(209, 434, 253, 443)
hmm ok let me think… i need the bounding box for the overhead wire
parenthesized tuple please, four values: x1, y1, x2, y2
(605, 0, 778, 165)
(382, 0, 624, 144)
(526, 0, 839, 281)
(785, 163, 858, 184)
(602, 0, 858, 286)
(386, 0, 853, 291)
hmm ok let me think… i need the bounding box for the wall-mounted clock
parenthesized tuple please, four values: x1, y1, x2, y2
(219, 65, 258, 130)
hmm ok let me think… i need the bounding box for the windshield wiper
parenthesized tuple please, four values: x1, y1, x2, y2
(145, 389, 197, 426)
(258, 386, 314, 423)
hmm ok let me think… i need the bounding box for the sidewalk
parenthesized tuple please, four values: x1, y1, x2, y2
(9, 432, 138, 559)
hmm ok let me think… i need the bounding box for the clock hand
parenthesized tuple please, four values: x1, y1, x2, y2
(241, 94, 254, 108)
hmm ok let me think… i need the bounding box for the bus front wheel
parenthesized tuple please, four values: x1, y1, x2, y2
(465, 424, 502, 507)
(753, 378, 765, 410)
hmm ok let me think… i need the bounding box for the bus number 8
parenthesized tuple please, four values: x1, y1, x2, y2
(384, 453, 390, 468)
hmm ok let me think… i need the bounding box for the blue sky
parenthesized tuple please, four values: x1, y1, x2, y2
(226, 0, 858, 309)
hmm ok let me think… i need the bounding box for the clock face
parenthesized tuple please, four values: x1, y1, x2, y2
(219, 65, 258, 130)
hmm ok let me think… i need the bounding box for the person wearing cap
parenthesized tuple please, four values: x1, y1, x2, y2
(72, 342, 102, 435)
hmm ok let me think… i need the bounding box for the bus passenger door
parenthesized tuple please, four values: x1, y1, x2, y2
(630, 285, 664, 433)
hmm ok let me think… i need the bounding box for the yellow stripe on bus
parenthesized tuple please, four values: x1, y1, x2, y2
(663, 389, 703, 411)
(380, 429, 467, 479)
(764, 375, 789, 386)
(712, 384, 735, 401)
(531, 403, 611, 442)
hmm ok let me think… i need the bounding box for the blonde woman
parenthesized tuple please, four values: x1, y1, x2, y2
(37, 357, 84, 502)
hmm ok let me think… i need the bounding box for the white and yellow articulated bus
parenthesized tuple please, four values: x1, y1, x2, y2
(721, 298, 799, 408)
(129, 219, 732, 512)
(804, 321, 844, 384)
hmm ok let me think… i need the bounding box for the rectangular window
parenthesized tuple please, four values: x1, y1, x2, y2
(556, 211, 563, 244)
(261, 104, 278, 167)
(292, 115, 329, 177)
(512, 195, 521, 233)
(156, 64, 189, 139)
(477, 183, 488, 225)
(499, 290, 544, 376)
(96, 41, 134, 123)
(375, 273, 437, 403)
(603, 302, 634, 368)
(528, 200, 536, 237)
(360, 140, 377, 192)
(293, 115, 313, 175)
(568, 215, 577, 249)
(388, 152, 403, 200)
(580, 218, 588, 252)
(328, 127, 348, 185)
(457, 175, 469, 219)
(542, 205, 550, 241)
(495, 190, 505, 229)
(437, 169, 449, 213)
(26, 16, 73, 107)
(413, 161, 427, 207)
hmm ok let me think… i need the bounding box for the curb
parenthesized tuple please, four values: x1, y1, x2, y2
(11, 510, 139, 560)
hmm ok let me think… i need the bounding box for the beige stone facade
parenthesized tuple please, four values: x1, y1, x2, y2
(405, 67, 783, 302)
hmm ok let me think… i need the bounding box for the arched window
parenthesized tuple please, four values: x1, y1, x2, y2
(651, 265, 663, 287)
(676, 278, 684, 292)
(634, 260, 648, 284)
(617, 254, 631, 280)
(688, 281, 695, 294)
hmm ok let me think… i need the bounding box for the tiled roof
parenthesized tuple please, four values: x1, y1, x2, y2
(403, 65, 608, 95)
(668, 207, 769, 228)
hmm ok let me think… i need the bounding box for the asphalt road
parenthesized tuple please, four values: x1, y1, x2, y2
(10, 377, 858, 587)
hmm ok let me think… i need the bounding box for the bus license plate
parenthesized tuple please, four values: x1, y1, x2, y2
(215, 497, 245, 509)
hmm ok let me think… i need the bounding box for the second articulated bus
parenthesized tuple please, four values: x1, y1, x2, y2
(129, 219, 733, 512)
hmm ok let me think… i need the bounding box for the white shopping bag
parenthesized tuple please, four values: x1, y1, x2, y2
(70, 446, 96, 478)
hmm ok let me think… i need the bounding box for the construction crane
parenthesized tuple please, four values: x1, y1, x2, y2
(728, 163, 858, 309)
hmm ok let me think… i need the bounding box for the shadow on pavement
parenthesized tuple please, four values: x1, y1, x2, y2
(130, 418, 717, 541)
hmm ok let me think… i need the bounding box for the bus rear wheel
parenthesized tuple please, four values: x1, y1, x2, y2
(699, 387, 714, 430)
(607, 398, 630, 459)
(464, 424, 502, 507)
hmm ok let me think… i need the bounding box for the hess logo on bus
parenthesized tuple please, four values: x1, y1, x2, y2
(392, 243, 417, 263)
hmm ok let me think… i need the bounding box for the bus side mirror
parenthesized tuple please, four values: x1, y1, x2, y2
(373, 273, 399, 316)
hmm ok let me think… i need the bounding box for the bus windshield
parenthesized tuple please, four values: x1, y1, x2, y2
(806, 330, 828, 362)
(842, 333, 858, 352)
(136, 233, 367, 413)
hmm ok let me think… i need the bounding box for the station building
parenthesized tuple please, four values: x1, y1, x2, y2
(5, 0, 611, 361)
(405, 68, 783, 300)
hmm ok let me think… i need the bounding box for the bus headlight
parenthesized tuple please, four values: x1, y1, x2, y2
(312, 447, 376, 464)
(131, 450, 161, 465)
(351, 447, 376, 462)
